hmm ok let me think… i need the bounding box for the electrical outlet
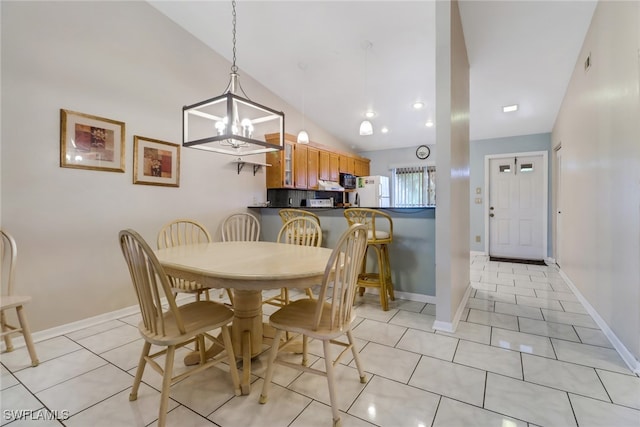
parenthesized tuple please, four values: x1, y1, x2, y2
(475, 235, 481, 243)
(475, 198, 483, 204)
(476, 187, 481, 194)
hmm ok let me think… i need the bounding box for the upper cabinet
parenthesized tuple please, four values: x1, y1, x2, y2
(355, 157, 370, 177)
(265, 135, 294, 188)
(265, 133, 370, 189)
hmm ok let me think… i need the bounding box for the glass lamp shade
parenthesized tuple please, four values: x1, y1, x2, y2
(183, 75, 285, 156)
(359, 120, 373, 136)
(297, 130, 309, 144)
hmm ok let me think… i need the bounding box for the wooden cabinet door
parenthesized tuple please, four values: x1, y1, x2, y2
(307, 147, 319, 190)
(319, 150, 330, 180)
(329, 153, 340, 181)
(355, 158, 370, 177)
(265, 140, 294, 188)
(294, 144, 307, 189)
(340, 155, 355, 174)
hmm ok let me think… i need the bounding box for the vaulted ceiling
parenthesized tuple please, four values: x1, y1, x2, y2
(149, 1, 597, 151)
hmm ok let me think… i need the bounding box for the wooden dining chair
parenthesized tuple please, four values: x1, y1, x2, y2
(119, 229, 240, 427)
(278, 208, 321, 246)
(157, 219, 233, 305)
(221, 212, 260, 242)
(263, 217, 323, 308)
(259, 224, 369, 427)
(0, 230, 39, 367)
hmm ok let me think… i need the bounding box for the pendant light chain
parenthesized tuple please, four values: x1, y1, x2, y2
(231, 0, 238, 73)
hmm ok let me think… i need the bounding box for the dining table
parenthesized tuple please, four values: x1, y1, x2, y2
(154, 240, 333, 395)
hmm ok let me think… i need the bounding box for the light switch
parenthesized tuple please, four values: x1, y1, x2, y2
(475, 198, 482, 204)
(476, 187, 482, 194)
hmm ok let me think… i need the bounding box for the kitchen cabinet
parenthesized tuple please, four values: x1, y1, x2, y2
(339, 154, 355, 174)
(265, 133, 369, 189)
(265, 137, 294, 189)
(329, 152, 340, 181)
(294, 144, 307, 189)
(307, 146, 319, 190)
(355, 157, 370, 177)
(319, 150, 330, 181)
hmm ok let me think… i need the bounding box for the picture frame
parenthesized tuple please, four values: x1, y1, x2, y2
(60, 109, 126, 172)
(133, 135, 180, 187)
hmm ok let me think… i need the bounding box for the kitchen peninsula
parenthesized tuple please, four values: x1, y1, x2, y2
(250, 206, 436, 301)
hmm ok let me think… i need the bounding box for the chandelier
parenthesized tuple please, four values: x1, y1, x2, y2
(182, 0, 284, 156)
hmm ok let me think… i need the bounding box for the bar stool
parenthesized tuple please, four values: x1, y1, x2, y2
(343, 208, 395, 310)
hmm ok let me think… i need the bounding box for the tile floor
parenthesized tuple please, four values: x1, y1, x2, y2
(2, 255, 639, 426)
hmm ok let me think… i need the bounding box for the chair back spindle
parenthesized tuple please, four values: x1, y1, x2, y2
(222, 213, 260, 242)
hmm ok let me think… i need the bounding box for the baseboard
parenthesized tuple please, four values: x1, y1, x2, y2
(559, 269, 640, 375)
(470, 250, 486, 257)
(354, 288, 436, 305)
(432, 283, 473, 333)
(1, 295, 192, 352)
(545, 257, 556, 265)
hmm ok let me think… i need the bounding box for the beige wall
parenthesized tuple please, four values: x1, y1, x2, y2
(552, 1, 640, 365)
(434, 0, 470, 329)
(0, 1, 348, 332)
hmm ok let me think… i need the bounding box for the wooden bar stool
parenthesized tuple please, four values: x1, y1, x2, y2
(343, 208, 395, 310)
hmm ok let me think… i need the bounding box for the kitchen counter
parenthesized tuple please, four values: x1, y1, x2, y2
(249, 206, 436, 301)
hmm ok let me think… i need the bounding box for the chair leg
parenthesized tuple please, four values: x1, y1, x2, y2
(129, 341, 151, 401)
(158, 345, 175, 427)
(346, 330, 366, 383)
(220, 324, 241, 396)
(302, 335, 309, 366)
(382, 244, 395, 301)
(259, 329, 284, 404)
(15, 306, 38, 366)
(226, 289, 235, 306)
(373, 245, 389, 311)
(1, 310, 14, 352)
(322, 339, 341, 427)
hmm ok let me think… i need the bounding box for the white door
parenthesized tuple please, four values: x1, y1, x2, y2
(489, 155, 545, 260)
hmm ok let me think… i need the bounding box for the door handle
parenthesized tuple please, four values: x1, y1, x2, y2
(489, 213, 494, 218)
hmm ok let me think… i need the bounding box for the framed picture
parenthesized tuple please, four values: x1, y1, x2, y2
(133, 136, 180, 187)
(60, 109, 125, 172)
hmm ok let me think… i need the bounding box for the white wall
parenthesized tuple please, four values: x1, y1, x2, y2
(434, 0, 470, 331)
(0, 1, 349, 332)
(552, 1, 640, 365)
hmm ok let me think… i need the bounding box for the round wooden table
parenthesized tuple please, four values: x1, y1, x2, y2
(155, 241, 332, 394)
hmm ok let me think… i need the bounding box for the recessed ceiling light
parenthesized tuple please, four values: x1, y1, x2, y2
(425, 120, 434, 127)
(502, 104, 518, 113)
(365, 110, 375, 118)
(413, 102, 424, 110)
(381, 127, 389, 134)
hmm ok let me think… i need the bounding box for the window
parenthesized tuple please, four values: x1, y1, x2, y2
(392, 166, 436, 207)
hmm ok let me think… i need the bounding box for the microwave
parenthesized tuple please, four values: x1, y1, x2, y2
(339, 173, 357, 189)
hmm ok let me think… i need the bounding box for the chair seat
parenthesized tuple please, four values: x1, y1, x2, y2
(269, 299, 356, 340)
(367, 230, 390, 240)
(0, 294, 32, 310)
(138, 301, 234, 346)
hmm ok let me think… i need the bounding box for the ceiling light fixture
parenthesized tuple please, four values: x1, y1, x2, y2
(297, 62, 309, 144)
(425, 120, 434, 127)
(381, 127, 389, 134)
(359, 40, 373, 136)
(413, 102, 424, 110)
(182, 0, 284, 156)
(365, 110, 376, 118)
(502, 104, 519, 113)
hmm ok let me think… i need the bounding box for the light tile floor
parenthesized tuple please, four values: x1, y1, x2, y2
(2, 255, 639, 426)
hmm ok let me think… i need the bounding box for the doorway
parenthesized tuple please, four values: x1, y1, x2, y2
(485, 151, 547, 261)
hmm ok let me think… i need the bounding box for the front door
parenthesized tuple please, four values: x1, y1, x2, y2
(488, 154, 545, 260)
